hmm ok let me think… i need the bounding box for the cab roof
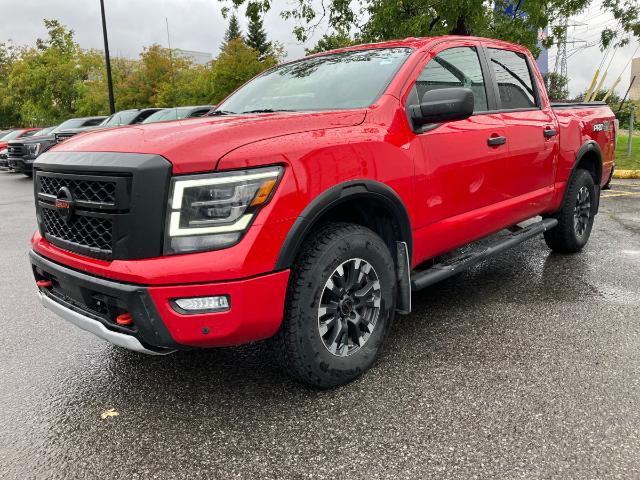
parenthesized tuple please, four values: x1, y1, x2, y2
(315, 35, 531, 56)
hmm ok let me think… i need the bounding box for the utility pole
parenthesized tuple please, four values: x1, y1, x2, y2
(100, 0, 116, 114)
(166, 18, 177, 106)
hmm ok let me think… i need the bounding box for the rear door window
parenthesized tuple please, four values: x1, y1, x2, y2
(415, 46, 489, 113)
(488, 48, 537, 110)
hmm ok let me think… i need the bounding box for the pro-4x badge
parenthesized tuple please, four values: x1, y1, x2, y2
(55, 186, 74, 224)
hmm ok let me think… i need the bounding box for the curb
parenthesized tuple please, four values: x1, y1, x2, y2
(613, 170, 640, 179)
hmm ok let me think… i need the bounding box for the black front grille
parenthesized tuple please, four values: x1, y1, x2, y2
(8, 144, 25, 157)
(42, 207, 113, 252)
(34, 152, 171, 261)
(36, 171, 131, 260)
(40, 176, 117, 205)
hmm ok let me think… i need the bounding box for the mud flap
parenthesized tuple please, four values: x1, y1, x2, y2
(396, 241, 411, 315)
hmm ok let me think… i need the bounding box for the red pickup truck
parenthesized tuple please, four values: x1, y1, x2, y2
(30, 36, 615, 387)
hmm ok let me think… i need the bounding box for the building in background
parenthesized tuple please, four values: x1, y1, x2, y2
(630, 58, 640, 100)
(174, 49, 212, 65)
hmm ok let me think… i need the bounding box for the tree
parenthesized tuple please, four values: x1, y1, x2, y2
(210, 37, 275, 103)
(223, 0, 640, 57)
(224, 12, 243, 44)
(306, 29, 353, 55)
(0, 42, 21, 127)
(543, 72, 569, 101)
(5, 20, 97, 126)
(246, 3, 271, 59)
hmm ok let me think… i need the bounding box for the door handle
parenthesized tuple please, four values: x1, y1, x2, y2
(543, 128, 557, 138)
(487, 136, 507, 146)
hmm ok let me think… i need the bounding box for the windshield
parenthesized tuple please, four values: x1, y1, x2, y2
(102, 110, 140, 127)
(143, 107, 205, 124)
(217, 48, 412, 113)
(143, 109, 177, 124)
(0, 130, 27, 141)
(33, 126, 56, 137)
(98, 115, 113, 126)
(51, 118, 92, 134)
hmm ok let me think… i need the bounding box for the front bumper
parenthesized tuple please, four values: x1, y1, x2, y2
(8, 156, 33, 173)
(36, 291, 169, 355)
(30, 250, 290, 352)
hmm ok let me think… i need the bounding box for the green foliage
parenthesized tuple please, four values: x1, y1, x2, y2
(543, 72, 569, 101)
(246, 3, 271, 59)
(0, 18, 285, 128)
(223, 0, 640, 56)
(0, 42, 21, 127)
(305, 29, 354, 54)
(4, 19, 93, 126)
(615, 133, 640, 170)
(209, 37, 275, 103)
(224, 12, 243, 44)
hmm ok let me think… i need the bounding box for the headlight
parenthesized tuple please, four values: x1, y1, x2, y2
(27, 143, 41, 157)
(165, 165, 283, 254)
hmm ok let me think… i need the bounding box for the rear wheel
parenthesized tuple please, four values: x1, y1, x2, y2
(273, 222, 396, 388)
(544, 169, 596, 253)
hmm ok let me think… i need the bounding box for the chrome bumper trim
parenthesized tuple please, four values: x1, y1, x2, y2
(37, 291, 174, 356)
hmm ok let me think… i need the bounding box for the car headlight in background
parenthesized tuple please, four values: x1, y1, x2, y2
(27, 143, 41, 157)
(165, 165, 283, 254)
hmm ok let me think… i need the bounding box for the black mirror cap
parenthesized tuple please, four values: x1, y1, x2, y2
(409, 87, 475, 127)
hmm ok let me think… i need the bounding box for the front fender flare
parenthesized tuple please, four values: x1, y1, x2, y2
(274, 180, 413, 270)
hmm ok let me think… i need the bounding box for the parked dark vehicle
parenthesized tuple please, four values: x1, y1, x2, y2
(7, 117, 105, 176)
(0, 148, 8, 168)
(142, 106, 213, 124)
(54, 108, 162, 143)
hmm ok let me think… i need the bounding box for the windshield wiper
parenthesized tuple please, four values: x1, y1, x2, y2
(209, 110, 236, 116)
(240, 109, 295, 114)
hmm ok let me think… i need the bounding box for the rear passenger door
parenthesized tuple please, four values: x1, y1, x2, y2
(485, 46, 558, 201)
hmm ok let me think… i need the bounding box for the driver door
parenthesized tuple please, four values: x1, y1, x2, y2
(408, 41, 508, 230)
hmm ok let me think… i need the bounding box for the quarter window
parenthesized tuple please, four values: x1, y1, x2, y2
(414, 46, 489, 113)
(488, 48, 537, 109)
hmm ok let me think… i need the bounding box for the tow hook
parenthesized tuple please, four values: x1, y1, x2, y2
(116, 313, 134, 326)
(36, 280, 53, 289)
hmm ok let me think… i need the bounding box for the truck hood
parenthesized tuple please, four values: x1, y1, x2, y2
(53, 110, 366, 173)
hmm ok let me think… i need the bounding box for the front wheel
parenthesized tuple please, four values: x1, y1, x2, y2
(544, 169, 596, 253)
(273, 222, 396, 388)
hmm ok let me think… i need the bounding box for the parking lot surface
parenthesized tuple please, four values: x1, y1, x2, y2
(1, 172, 639, 479)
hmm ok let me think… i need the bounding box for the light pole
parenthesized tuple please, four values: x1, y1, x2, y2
(100, 0, 116, 114)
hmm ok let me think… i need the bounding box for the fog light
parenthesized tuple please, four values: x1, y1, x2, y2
(171, 295, 230, 314)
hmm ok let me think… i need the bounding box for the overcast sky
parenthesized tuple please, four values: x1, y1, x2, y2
(0, 0, 638, 98)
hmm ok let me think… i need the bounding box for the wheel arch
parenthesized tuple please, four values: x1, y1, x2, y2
(573, 140, 603, 185)
(275, 180, 413, 270)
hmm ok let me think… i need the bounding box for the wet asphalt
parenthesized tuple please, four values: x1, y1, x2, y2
(0, 171, 639, 479)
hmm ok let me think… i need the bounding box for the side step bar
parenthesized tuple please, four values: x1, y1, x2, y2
(410, 218, 558, 292)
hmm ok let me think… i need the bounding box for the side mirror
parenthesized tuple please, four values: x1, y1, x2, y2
(409, 87, 475, 127)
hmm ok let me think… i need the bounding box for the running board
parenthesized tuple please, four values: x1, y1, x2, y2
(410, 218, 558, 292)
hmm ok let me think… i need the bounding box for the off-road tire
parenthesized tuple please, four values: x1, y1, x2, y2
(544, 169, 596, 253)
(272, 222, 396, 388)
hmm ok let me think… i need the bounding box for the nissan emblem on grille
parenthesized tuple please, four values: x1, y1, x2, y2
(55, 187, 74, 224)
